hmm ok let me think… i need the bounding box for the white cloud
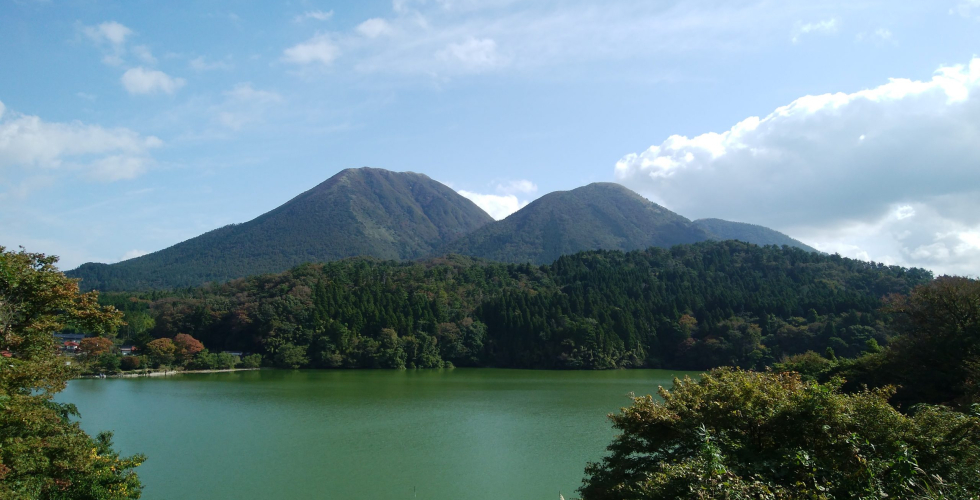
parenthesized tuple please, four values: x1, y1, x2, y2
(0, 99, 161, 181)
(294, 10, 334, 22)
(437, 37, 503, 71)
(457, 179, 538, 218)
(357, 18, 393, 38)
(951, 0, 980, 19)
(614, 56, 980, 276)
(132, 45, 157, 64)
(282, 34, 340, 66)
(189, 56, 234, 71)
(121, 67, 186, 94)
(792, 18, 839, 43)
(120, 249, 149, 261)
(83, 21, 133, 46)
(458, 190, 528, 220)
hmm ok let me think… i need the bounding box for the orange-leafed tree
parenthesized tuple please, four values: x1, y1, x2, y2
(173, 333, 204, 363)
(145, 337, 176, 366)
(79, 336, 115, 357)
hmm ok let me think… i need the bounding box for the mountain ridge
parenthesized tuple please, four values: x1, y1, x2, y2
(68, 168, 819, 291)
(436, 182, 714, 264)
(68, 167, 494, 290)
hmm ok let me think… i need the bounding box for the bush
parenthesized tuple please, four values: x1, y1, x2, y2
(240, 353, 263, 368)
(120, 356, 141, 371)
(274, 344, 308, 369)
(580, 368, 980, 500)
(96, 352, 122, 372)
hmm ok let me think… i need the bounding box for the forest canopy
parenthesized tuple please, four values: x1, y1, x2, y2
(99, 241, 932, 372)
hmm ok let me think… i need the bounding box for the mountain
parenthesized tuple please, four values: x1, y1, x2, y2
(436, 182, 714, 264)
(694, 218, 818, 253)
(68, 168, 494, 290)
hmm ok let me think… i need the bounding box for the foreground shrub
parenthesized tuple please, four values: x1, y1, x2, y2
(580, 368, 980, 500)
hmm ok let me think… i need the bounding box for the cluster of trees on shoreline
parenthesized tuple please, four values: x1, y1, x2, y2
(74, 333, 261, 375)
(581, 275, 980, 499)
(98, 241, 931, 372)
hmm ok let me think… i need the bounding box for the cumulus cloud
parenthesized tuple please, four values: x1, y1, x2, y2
(614, 57, 980, 276)
(0, 99, 161, 181)
(294, 10, 334, 22)
(458, 190, 528, 220)
(792, 18, 839, 43)
(456, 179, 538, 219)
(121, 67, 185, 94)
(83, 21, 133, 46)
(357, 18, 393, 38)
(283, 34, 341, 66)
(83, 21, 136, 66)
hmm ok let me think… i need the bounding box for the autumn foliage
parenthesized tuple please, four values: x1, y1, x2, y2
(79, 336, 115, 357)
(173, 333, 204, 362)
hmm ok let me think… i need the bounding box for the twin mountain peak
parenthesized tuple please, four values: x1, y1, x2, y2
(68, 167, 816, 291)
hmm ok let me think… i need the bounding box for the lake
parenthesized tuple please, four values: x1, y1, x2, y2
(60, 368, 695, 500)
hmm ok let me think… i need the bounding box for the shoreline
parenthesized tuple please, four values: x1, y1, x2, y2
(79, 367, 261, 379)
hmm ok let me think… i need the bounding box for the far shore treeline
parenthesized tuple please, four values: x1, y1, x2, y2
(96, 240, 932, 373)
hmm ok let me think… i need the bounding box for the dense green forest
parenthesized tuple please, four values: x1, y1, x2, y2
(100, 241, 931, 371)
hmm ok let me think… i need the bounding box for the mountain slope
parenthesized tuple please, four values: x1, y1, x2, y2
(437, 182, 713, 264)
(69, 168, 494, 290)
(694, 218, 818, 253)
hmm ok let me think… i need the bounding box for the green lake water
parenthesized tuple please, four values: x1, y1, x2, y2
(59, 369, 694, 500)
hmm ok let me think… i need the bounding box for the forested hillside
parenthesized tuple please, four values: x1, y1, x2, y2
(436, 183, 713, 264)
(68, 168, 494, 291)
(694, 218, 818, 253)
(103, 241, 932, 370)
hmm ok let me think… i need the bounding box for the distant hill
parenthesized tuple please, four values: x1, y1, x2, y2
(436, 183, 714, 264)
(68, 168, 494, 290)
(694, 218, 818, 253)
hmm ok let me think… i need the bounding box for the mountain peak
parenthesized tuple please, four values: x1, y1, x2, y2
(69, 168, 493, 290)
(438, 181, 711, 264)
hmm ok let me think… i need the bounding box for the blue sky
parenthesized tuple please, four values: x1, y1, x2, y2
(2, 0, 980, 276)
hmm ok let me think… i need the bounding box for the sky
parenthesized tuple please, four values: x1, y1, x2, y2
(1, 0, 979, 277)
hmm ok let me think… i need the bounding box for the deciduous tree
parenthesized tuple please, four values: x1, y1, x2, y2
(0, 246, 144, 499)
(79, 336, 115, 357)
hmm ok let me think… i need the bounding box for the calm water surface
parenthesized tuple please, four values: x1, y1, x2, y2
(59, 369, 694, 500)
